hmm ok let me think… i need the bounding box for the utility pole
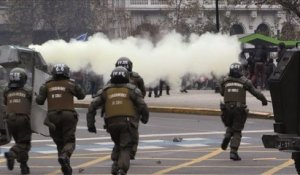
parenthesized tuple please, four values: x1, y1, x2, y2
(215, 0, 220, 32)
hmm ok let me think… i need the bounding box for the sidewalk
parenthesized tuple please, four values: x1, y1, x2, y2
(75, 90, 273, 119)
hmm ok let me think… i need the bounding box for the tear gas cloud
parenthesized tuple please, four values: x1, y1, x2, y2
(29, 31, 241, 89)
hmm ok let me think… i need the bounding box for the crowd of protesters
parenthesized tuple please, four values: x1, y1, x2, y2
(239, 43, 284, 90)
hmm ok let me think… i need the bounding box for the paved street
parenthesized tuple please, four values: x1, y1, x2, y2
(0, 109, 296, 175)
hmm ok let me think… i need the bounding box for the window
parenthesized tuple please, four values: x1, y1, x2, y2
(130, 0, 148, 5)
(151, 0, 169, 5)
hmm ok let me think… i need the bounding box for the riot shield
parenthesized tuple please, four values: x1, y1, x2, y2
(31, 68, 50, 136)
(0, 80, 11, 145)
(0, 119, 11, 146)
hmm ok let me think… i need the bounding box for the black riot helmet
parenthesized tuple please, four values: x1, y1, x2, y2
(229, 63, 242, 78)
(115, 57, 133, 72)
(9, 67, 27, 88)
(51, 63, 70, 79)
(110, 66, 129, 84)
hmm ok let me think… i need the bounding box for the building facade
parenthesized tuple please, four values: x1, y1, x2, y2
(122, 0, 286, 37)
(0, 0, 288, 44)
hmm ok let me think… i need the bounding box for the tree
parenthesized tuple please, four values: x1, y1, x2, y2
(256, 0, 300, 39)
(165, 0, 219, 35)
(256, 0, 300, 18)
(5, 0, 130, 44)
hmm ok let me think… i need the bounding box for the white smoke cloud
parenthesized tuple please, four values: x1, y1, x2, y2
(29, 31, 241, 89)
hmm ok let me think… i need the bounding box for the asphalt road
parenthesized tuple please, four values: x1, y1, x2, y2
(0, 110, 296, 175)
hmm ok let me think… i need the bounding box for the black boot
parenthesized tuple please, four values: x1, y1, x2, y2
(221, 137, 231, 150)
(117, 169, 126, 175)
(230, 151, 241, 161)
(58, 157, 72, 175)
(111, 161, 118, 175)
(20, 162, 30, 174)
(4, 152, 15, 170)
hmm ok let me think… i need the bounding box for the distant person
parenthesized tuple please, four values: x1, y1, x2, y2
(115, 57, 146, 98)
(246, 51, 255, 80)
(252, 45, 268, 89)
(3, 68, 32, 174)
(220, 63, 267, 161)
(148, 81, 160, 97)
(86, 67, 149, 175)
(159, 79, 170, 96)
(180, 74, 189, 93)
(264, 58, 275, 90)
(276, 42, 286, 63)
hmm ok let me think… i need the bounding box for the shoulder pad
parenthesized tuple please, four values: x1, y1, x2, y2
(103, 84, 112, 90)
(0, 80, 7, 88)
(69, 78, 75, 83)
(23, 84, 33, 92)
(4, 86, 9, 93)
(130, 72, 141, 78)
(93, 89, 103, 98)
(45, 76, 54, 83)
(134, 87, 142, 95)
(222, 76, 230, 82)
(240, 76, 249, 82)
(125, 83, 137, 90)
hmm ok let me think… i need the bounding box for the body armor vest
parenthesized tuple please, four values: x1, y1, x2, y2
(224, 81, 246, 104)
(6, 89, 30, 115)
(105, 87, 135, 118)
(46, 80, 74, 111)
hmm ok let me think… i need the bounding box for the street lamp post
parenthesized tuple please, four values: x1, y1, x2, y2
(215, 0, 220, 32)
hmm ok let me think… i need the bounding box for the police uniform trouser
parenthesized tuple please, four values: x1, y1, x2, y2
(47, 111, 78, 158)
(107, 117, 133, 173)
(129, 117, 139, 157)
(223, 106, 247, 152)
(7, 114, 31, 163)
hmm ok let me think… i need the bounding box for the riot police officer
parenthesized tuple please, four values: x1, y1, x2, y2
(115, 57, 146, 97)
(87, 66, 149, 175)
(36, 63, 85, 175)
(220, 63, 268, 161)
(3, 68, 32, 174)
(115, 57, 146, 160)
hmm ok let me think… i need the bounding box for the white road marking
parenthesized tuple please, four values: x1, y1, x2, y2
(138, 146, 164, 149)
(26, 130, 273, 143)
(85, 148, 111, 151)
(140, 140, 165, 143)
(176, 143, 208, 147)
(35, 150, 58, 154)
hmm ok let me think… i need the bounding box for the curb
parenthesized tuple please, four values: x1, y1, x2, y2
(74, 103, 273, 119)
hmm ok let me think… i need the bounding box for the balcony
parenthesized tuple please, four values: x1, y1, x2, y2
(124, 0, 282, 12)
(125, 0, 172, 10)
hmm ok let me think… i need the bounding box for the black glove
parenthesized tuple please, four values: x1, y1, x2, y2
(88, 125, 97, 133)
(140, 117, 148, 124)
(262, 100, 268, 106)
